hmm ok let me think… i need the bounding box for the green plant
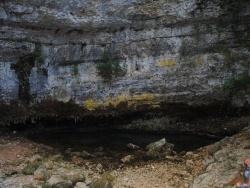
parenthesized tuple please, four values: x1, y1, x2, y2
(223, 76, 250, 94)
(96, 51, 127, 80)
(72, 64, 79, 76)
(14, 37, 31, 42)
(34, 42, 44, 64)
(217, 45, 230, 55)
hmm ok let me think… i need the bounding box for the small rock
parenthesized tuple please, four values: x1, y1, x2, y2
(22, 161, 41, 175)
(0, 169, 6, 179)
(95, 147, 104, 152)
(51, 154, 63, 160)
(165, 156, 174, 160)
(62, 171, 85, 184)
(95, 163, 103, 173)
(93, 151, 106, 157)
(121, 155, 134, 164)
(185, 151, 194, 156)
(76, 182, 87, 188)
(85, 179, 92, 186)
(193, 154, 200, 158)
(90, 172, 114, 188)
(172, 151, 177, 156)
(186, 160, 194, 166)
(72, 152, 83, 157)
(82, 150, 93, 158)
(42, 176, 73, 188)
(26, 154, 42, 163)
(5, 169, 18, 177)
(146, 138, 166, 152)
(127, 143, 140, 150)
(45, 162, 54, 170)
(34, 167, 50, 181)
(71, 157, 84, 165)
(65, 148, 72, 155)
(0, 177, 4, 183)
(146, 149, 160, 159)
(195, 161, 202, 167)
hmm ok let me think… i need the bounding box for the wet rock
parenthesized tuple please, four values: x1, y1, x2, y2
(121, 155, 134, 164)
(22, 161, 41, 175)
(127, 143, 140, 150)
(90, 172, 114, 188)
(146, 138, 166, 152)
(42, 176, 73, 188)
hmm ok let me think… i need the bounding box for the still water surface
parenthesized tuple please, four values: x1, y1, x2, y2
(27, 129, 221, 152)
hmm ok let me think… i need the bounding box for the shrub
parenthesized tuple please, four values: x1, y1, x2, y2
(223, 76, 250, 94)
(96, 51, 127, 81)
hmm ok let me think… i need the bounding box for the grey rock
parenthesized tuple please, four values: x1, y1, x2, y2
(121, 155, 134, 164)
(146, 150, 160, 159)
(34, 167, 51, 181)
(22, 161, 41, 175)
(146, 138, 166, 152)
(0, 0, 249, 123)
(42, 176, 73, 188)
(90, 172, 114, 188)
(63, 172, 85, 185)
(76, 182, 87, 188)
(82, 151, 93, 158)
(127, 143, 140, 150)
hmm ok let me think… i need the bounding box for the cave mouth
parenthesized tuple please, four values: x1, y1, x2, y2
(2, 113, 249, 169)
(1, 115, 232, 156)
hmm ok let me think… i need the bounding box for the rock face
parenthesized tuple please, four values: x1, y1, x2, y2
(0, 0, 250, 122)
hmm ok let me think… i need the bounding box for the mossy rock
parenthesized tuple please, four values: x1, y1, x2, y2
(90, 172, 114, 188)
(22, 161, 42, 175)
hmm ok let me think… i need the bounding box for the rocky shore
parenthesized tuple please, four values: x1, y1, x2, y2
(0, 116, 250, 188)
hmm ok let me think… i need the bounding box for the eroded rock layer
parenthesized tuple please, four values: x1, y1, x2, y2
(0, 0, 250, 122)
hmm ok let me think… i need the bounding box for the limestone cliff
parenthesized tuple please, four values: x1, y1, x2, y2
(0, 0, 250, 123)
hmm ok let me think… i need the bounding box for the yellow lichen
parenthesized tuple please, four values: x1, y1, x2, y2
(157, 58, 176, 69)
(133, 93, 154, 101)
(86, 99, 100, 111)
(85, 93, 164, 111)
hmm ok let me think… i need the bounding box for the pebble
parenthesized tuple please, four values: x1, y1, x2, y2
(121, 155, 134, 164)
(186, 160, 194, 166)
(186, 152, 194, 156)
